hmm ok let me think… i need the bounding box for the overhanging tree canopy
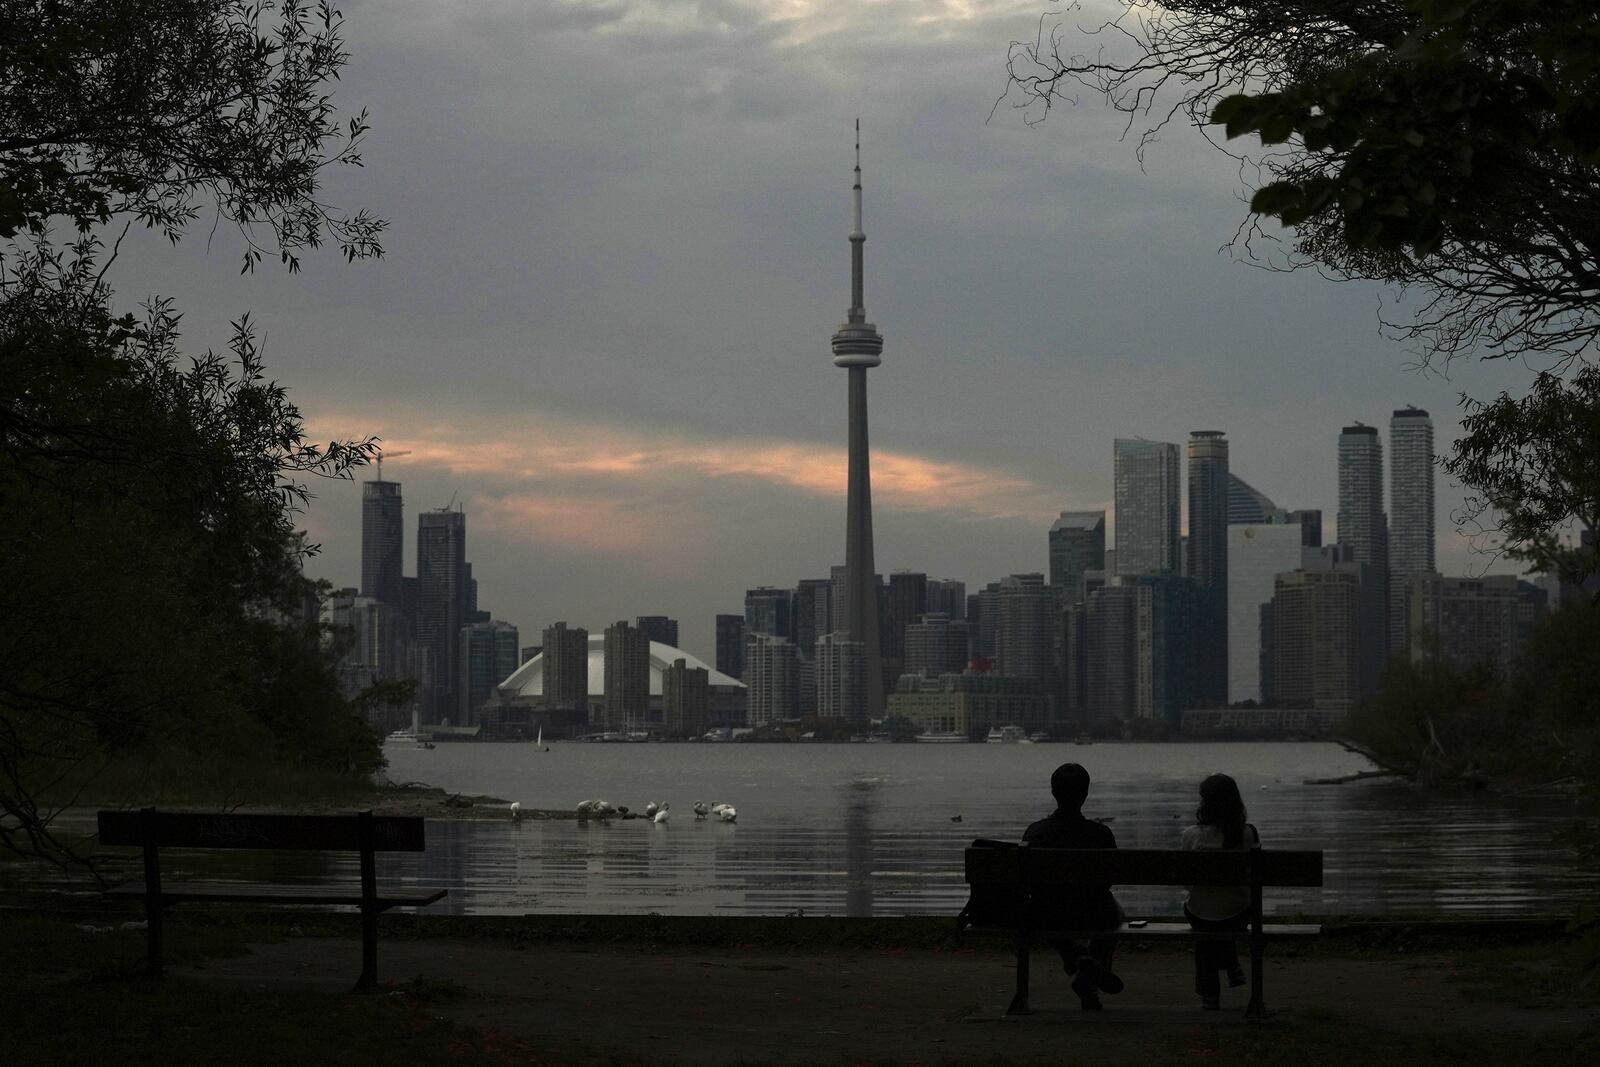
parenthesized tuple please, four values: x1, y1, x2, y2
(1005, 0, 1600, 365)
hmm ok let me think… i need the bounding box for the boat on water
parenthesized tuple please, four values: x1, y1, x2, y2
(914, 731, 966, 743)
(985, 725, 1030, 744)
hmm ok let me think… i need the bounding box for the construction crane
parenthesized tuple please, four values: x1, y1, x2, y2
(374, 448, 412, 481)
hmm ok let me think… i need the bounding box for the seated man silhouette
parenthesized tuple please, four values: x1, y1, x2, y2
(1022, 762, 1125, 1010)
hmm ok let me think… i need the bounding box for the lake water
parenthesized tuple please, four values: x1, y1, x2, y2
(361, 740, 1593, 919)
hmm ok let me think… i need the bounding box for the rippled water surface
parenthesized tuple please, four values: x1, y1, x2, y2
(16, 741, 1594, 918)
(373, 740, 1592, 918)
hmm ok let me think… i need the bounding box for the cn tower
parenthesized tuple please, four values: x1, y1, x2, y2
(830, 120, 885, 722)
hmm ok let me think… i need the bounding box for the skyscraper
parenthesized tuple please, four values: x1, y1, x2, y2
(831, 121, 886, 722)
(1113, 438, 1181, 577)
(744, 586, 795, 640)
(603, 620, 650, 733)
(714, 614, 745, 680)
(361, 480, 404, 606)
(996, 573, 1057, 689)
(746, 633, 799, 726)
(1048, 511, 1106, 602)
(457, 618, 519, 725)
(885, 571, 927, 661)
(1388, 406, 1435, 655)
(634, 616, 679, 649)
(416, 507, 467, 722)
(1227, 523, 1318, 704)
(1337, 423, 1389, 658)
(1187, 431, 1230, 704)
(542, 621, 589, 712)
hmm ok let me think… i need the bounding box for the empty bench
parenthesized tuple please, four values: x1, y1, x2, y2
(98, 807, 446, 991)
(960, 841, 1323, 1015)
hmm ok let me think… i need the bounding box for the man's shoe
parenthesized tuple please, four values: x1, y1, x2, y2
(1071, 972, 1103, 1010)
(1077, 955, 1124, 995)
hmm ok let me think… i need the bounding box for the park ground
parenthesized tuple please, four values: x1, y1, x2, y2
(3, 911, 1596, 1067)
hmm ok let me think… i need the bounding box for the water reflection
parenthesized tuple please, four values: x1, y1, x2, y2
(7, 743, 1595, 918)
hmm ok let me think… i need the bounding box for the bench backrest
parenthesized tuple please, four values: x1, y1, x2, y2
(97, 809, 427, 853)
(965, 846, 1323, 888)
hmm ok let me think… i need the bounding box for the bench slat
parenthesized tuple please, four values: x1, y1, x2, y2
(963, 921, 1322, 938)
(98, 810, 427, 852)
(965, 847, 1323, 887)
(106, 882, 446, 907)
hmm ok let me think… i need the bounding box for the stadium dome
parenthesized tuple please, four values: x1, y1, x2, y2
(497, 637, 744, 698)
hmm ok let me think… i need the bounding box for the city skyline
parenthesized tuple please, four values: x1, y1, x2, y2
(96, 3, 1545, 663)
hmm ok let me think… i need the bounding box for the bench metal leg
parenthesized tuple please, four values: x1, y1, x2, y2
(355, 811, 379, 993)
(1007, 936, 1032, 1015)
(141, 808, 164, 980)
(1246, 890, 1265, 1015)
(356, 905, 378, 993)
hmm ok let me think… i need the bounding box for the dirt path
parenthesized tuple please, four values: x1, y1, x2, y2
(172, 937, 1593, 1065)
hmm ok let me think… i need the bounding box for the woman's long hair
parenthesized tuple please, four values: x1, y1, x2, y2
(1195, 773, 1248, 849)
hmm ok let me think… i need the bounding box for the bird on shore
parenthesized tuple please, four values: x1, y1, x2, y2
(950, 814, 962, 822)
(713, 804, 737, 823)
(644, 801, 659, 818)
(653, 802, 671, 824)
(693, 801, 709, 820)
(510, 802, 521, 821)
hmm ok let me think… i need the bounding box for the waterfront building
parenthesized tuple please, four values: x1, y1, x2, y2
(1337, 423, 1389, 659)
(817, 631, 868, 723)
(1085, 584, 1138, 722)
(925, 578, 967, 619)
(634, 616, 679, 649)
(886, 571, 927, 662)
(1407, 573, 1523, 676)
(1059, 600, 1088, 719)
(886, 672, 1052, 739)
(904, 612, 969, 679)
(1113, 438, 1181, 576)
(603, 620, 651, 731)
(746, 632, 800, 726)
(1271, 569, 1361, 710)
(744, 586, 795, 640)
(416, 507, 468, 722)
(541, 621, 589, 712)
(1228, 473, 1281, 525)
(714, 613, 745, 680)
(360, 479, 404, 606)
(972, 581, 1002, 662)
(794, 577, 834, 660)
(1048, 511, 1106, 602)
(458, 618, 519, 725)
(662, 658, 710, 737)
(1129, 573, 1198, 726)
(1227, 524, 1320, 704)
(1388, 406, 1436, 656)
(830, 121, 887, 722)
(1187, 431, 1229, 703)
(996, 573, 1057, 689)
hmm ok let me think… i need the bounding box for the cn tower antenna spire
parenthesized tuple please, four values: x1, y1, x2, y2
(849, 118, 866, 324)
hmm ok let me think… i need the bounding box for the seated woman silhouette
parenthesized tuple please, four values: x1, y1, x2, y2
(1180, 773, 1258, 1010)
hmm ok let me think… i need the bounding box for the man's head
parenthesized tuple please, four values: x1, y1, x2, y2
(1050, 762, 1091, 811)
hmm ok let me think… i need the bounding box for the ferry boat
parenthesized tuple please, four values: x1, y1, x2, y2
(985, 725, 1030, 744)
(914, 731, 966, 743)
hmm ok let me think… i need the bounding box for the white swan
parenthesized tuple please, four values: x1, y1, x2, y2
(692, 801, 709, 820)
(717, 805, 737, 823)
(644, 801, 659, 818)
(653, 802, 670, 824)
(510, 801, 521, 821)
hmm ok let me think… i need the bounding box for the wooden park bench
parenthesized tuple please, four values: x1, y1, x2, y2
(960, 841, 1323, 1015)
(97, 807, 446, 991)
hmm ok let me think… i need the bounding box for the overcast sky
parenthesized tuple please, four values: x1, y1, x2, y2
(110, 0, 1541, 660)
